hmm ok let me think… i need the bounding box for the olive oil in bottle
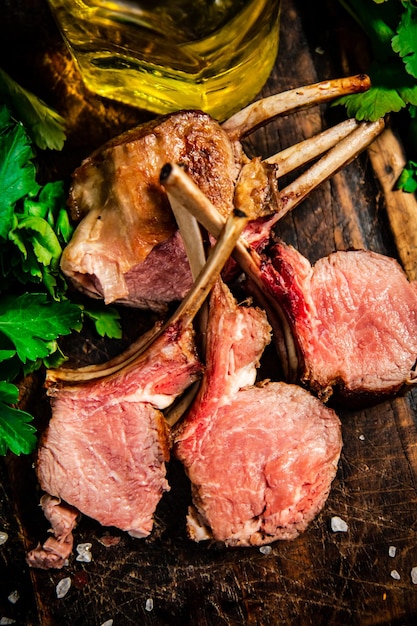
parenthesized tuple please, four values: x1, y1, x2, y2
(46, 0, 282, 120)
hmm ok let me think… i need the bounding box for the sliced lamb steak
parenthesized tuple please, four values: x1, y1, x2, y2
(261, 242, 417, 402)
(34, 323, 202, 554)
(174, 280, 342, 546)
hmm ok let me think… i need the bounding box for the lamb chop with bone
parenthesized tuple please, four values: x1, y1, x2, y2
(60, 75, 382, 311)
(27, 207, 248, 569)
(161, 157, 417, 405)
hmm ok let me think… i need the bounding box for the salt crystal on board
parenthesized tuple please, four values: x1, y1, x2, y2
(388, 546, 396, 558)
(0, 618, 16, 625)
(56, 577, 71, 599)
(101, 620, 114, 626)
(7, 591, 19, 604)
(330, 516, 348, 532)
(145, 598, 154, 612)
(390, 570, 401, 580)
(259, 545, 272, 555)
(76, 542, 93, 563)
(411, 567, 417, 584)
(0, 531, 8, 546)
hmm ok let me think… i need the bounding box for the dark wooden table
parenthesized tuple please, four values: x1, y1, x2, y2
(2, 1, 417, 624)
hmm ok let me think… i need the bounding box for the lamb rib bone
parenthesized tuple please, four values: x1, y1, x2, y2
(232, 118, 385, 247)
(265, 118, 360, 177)
(276, 118, 385, 221)
(169, 196, 206, 281)
(48, 207, 249, 384)
(222, 74, 371, 139)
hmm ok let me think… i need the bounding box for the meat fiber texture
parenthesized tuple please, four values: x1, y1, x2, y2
(264, 242, 417, 403)
(60, 110, 280, 311)
(174, 280, 342, 546)
(35, 323, 202, 553)
(61, 111, 241, 310)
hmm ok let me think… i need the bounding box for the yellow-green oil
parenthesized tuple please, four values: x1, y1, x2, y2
(47, 0, 281, 120)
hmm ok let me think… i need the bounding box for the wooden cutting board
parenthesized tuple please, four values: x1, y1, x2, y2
(2, 1, 417, 624)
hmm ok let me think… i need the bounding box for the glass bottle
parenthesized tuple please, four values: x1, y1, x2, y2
(46, 0, 282, 120)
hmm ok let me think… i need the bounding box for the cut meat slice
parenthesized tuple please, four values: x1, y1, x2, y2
(174, 280, 342, 546)
(182, 279, 273, 419)
(265, 242, 417, 402)
(35, 324, 202, 541)
(178, 383, 342, 546)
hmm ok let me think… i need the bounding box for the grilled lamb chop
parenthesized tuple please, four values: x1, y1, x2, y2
(60, 76, 373, 310)
(61, 111, 243, 310)
(27, 209, 248, 569)
(174, 280, 342, 546)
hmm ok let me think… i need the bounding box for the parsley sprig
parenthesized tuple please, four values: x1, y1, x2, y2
(0, 101, 120, 456)
(0, 67, 66, 151)
(336, 0, 417, 190)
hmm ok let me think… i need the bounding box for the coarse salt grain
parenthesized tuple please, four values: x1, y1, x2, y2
(145, 598, 154, 612)
(0, 618, 16, 625)
(101, 620, 114, 626)
(0, 531, 8, 546)
(388, 546, 396, 558)
(259, 545, 272, 555)
(56, 577, 71, 599)
(330, 516, 348, 532)
(390, 570, 401, 580)
(76, 542, 93, 563)
(411, 567, 417, 584)
(7, 591, 19, 605)
(359, 434, 365, 441)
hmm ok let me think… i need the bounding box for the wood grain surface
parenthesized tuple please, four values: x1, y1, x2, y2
(1, 0, 417, 624)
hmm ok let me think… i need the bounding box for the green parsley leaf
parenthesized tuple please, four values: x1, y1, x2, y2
(392, 3, 417, 79)
(335, 85, 405, 120)
(14, 216, 62, 268)
(0, 111, 73, 298)
(334, 61, 417, 120)
(0, 380, 37, 456)
(396, 160, 417, 192)
(0, 106, 40, 239)
(42, 343, 69, 370)
(0, 349, 16, 363)
(0, 67, 66, 151)
(0, 293, 82, 364)
(83, 304, 123, 339)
